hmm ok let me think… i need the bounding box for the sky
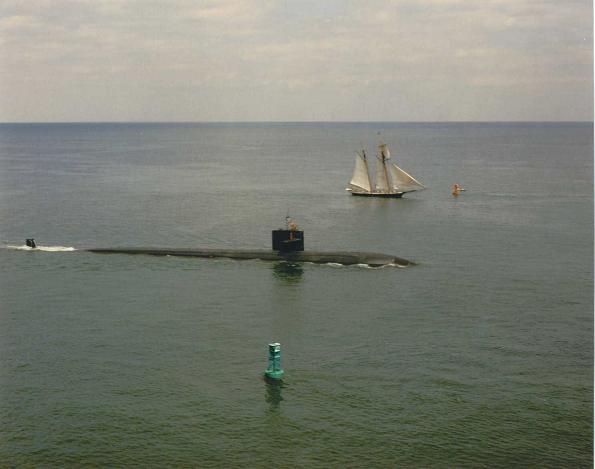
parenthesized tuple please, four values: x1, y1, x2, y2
(0, 0, 592, 122)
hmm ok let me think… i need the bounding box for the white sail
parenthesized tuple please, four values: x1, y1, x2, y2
(379, 143, 391, 159)
(348, 153, 371, 192)
(388, 163, 425, 193)
(375, 159, 390, 192)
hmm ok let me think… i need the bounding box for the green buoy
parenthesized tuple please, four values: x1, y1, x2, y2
(264, 343, 284, 380)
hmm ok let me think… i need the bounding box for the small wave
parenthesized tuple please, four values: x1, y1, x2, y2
(7, 245, 76, 252)
(326, 262, 407, 269)
(356, 263, 389, 269)
(363, 262, 410, 269)
(353, 262, 410, 269)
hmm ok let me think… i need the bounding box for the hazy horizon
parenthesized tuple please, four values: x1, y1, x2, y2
(0, 120, 592, 124)
(1, 0, 592, 123)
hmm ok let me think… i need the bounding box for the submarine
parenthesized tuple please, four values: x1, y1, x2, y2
(26, 220, 415, 267)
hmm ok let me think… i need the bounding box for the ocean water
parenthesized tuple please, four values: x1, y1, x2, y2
(0, 122, 592, 467)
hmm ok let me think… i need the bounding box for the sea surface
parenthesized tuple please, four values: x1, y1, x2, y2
(0, 122, 592, 467)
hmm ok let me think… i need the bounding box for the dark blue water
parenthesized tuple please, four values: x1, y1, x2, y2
(0, 123, 592, 467)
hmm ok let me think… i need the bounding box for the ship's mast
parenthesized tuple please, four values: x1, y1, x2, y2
(379, 143, 392, 193)
(361, 149, 373, 193)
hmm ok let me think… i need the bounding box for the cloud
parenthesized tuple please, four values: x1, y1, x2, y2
(0, 14, 40, 31)
(189, 0, 264, 21)
(0, 0, 591, 121)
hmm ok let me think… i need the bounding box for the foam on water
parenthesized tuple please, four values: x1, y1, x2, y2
(324, 262, 409, 269)
(354, 262, 405, 269)
(7, 245, 76, 252)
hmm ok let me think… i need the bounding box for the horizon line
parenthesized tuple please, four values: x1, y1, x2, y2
(0, 120, 592, 125)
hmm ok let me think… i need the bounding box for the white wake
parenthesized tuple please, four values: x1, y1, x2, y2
(7, 245, 76, 252)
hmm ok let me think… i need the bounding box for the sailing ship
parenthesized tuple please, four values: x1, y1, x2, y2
(346, 141, 425, 198)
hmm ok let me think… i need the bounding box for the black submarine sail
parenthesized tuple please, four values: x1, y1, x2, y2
(346, 141, 425, 198)
(272, 217, 304, 252)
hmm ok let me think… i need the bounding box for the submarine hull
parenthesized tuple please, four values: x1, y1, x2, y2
(86, 247, 413, 267)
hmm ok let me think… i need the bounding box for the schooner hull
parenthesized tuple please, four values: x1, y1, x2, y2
(350, 191, 404, 198)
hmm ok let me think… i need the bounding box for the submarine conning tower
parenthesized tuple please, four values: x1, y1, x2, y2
(272, 217, 304, 253)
